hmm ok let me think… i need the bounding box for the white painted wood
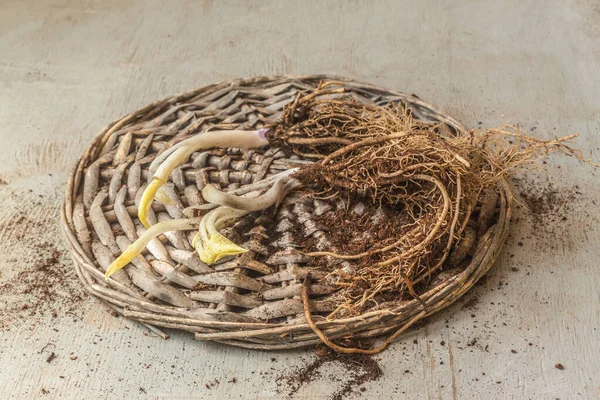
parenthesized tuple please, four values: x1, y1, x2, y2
(1, 0, 599, 399)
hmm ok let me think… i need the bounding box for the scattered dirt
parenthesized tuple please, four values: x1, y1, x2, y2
(517, 181, 578, 225)
(461, 295, 480, 311)
(513, 177, 584, 249)
(0, 206, 87, 331)
(46, 352, 57, 363)
(204, 379, 220, 389)
(276, 346, 383, 399)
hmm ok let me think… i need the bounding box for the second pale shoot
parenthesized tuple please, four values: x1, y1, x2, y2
(138, 129, 269, 228)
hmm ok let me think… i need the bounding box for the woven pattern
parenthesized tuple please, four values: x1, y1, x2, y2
(61, 75, 511, 349)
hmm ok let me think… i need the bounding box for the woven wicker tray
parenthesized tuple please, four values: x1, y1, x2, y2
(61, 75, 511, 350)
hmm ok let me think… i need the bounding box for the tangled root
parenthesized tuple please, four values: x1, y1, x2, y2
(268, 82, 594, 315)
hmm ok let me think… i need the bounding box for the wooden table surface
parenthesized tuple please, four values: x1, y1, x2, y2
(1, 1, 599, 399)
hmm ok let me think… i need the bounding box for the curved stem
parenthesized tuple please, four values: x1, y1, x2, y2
(105, 217, 202, 278)
(202, 178, 286, 211)
(138, 129, 268, 227)
(138, 178, 165, 228)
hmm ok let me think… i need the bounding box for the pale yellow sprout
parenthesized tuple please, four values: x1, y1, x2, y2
(139, 129, 269, 227)
(201, 178, 286, 211)
(192, 207, 249, 264)
(105, 217, 201, 278)
(138, 178, 165, 228)
(193, 179, 293, 263)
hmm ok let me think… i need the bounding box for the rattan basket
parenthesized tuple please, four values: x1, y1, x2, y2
(60, 75, 511, 350)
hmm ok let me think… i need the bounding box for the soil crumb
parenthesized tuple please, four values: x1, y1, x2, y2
(461, 295, 480, 311)
(276, 346, 383, 399)
(512, 178, 585, 249)
(0, 206, 87, 330)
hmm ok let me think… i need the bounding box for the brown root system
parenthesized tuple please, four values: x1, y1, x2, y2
(267, 82, 593, 319)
